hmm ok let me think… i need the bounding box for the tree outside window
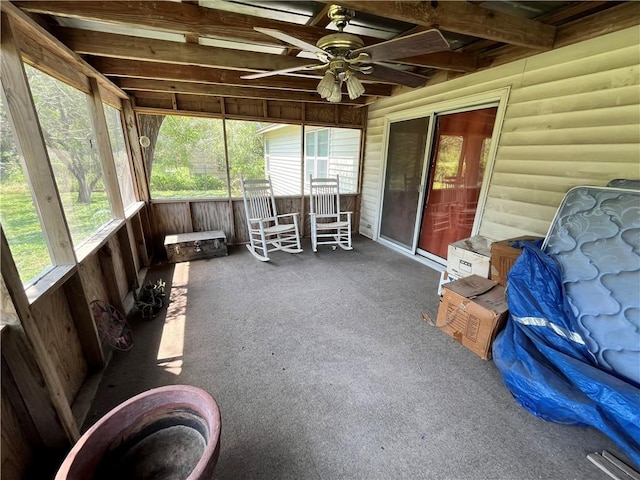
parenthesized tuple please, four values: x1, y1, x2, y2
(25, 65, 112, 248)
(0, 96, 52, 284)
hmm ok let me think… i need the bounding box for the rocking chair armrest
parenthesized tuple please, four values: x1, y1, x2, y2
(248, 216, 275, 225)
(276, 213, 299, 220)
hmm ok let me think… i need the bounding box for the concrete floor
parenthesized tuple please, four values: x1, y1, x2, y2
(86, 236, 624, 479)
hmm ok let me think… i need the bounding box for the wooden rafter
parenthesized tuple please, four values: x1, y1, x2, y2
(88, 58, 394, 97)
(16, 1, 382, 48)
(477, 2, 640, 68)
(114, 78, 369, 105)
(55, 27, 318, 73)
(322, 1, 557, 49)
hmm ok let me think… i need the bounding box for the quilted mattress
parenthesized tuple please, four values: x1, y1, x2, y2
(543, 186, 640, 384)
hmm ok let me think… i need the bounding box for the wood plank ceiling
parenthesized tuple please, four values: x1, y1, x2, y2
(12, 1, 638, 110)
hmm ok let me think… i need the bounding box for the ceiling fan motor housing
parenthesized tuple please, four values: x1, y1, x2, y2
(316, 32, 364, 56)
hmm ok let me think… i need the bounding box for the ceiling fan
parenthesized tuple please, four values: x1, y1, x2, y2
(242, 5, 450, 103)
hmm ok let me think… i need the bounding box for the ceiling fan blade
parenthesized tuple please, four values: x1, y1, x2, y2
(254, 27, 332, 58)
(353, 29, 449, 63)
(241, 63, 326, 80)
(364, 64, 429, 88)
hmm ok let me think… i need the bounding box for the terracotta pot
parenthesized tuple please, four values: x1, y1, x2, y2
(55, 385, 221, 480)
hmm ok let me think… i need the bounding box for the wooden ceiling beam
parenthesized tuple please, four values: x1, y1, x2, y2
(55, 27, 317, 72)
(88, 58, 394, 97)
(323, 1, 556, 49)
(392, 51, 476, 73)
(477, 2, 640, 69)
(16, 1, 382, 48)
(462, 1, 615, 56)
(114, 78, 368, 105)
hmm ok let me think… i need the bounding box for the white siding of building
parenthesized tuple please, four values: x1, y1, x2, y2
(264, 125, 302, 196)
(326, 128, 361, 194)
(360, 26, 640, 242)
(264, 125, 361, 195)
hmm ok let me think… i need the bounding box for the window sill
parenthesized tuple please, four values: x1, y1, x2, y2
(25, 264, 76, 305)
(75, 219, 125, 263)
(124, 201, 145, 219)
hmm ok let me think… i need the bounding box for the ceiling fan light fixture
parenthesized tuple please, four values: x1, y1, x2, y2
(327, 80, 342, 103)
(317, 70, 335, 99)
(345, 71, 365, 100)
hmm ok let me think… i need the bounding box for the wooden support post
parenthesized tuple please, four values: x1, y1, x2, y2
(222, 118, 236, 243)
(0, 228, 80, 442)
(117, 224, 138, 288)
(88, 77, 125, 219)
(1, 326, 70, 449)
(299, 119, 306, 237)
(131, 212, 150, 267)
(122, 99, 150, 202)
(61, 273, 105, 370)
(124, 219, 141, 278)
(97, 243, 126, 314)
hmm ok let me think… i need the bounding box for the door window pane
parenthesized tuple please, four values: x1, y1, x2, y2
(0, 96, 53, 284)
(103, 104, 137, 209)
(26, 65, 112, 247)
(418, 107, 498, 258)
(317, 129, 329, 157)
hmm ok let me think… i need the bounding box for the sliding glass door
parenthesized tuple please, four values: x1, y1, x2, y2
(378, 96, 503, 261)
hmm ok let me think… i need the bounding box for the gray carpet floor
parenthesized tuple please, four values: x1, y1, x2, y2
(85, 236, 625, 479)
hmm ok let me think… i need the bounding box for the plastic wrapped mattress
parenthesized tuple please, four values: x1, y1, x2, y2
(494, 186, 640, 465)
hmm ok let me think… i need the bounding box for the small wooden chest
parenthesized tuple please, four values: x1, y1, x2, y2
(164, 230, 227, 263)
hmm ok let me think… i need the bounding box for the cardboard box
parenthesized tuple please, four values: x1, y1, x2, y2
(490, 236, 542, 286)
(447, 235, 492, 278)
(436, 275, 509, 360)
(437, 270, 459, 296)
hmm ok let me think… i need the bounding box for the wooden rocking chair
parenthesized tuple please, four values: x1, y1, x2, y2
(309, 176, 353, 253)
(241, 177, 303, 261)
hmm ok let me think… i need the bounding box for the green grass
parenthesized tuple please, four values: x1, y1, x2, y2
(0, 184, 112, 283)
(150, 188, 229, 199)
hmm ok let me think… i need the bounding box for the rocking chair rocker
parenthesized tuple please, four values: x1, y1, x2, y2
(241, 177, 303, 261)
(309, 175, 353, 252)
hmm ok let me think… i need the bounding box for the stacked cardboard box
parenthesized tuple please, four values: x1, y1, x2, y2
(490, 236, 543, 286)
(447, 235, 492, 278)
(438, 235, 492, 297)
(436, 275, 509, 360)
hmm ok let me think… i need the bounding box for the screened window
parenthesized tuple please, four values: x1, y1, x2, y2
(149, 116, 227, 199)
(103, 103, 137, 209)
(26, 65, 112, 248)
(0, 96, 53, 285)
(225, 120, 267, 196)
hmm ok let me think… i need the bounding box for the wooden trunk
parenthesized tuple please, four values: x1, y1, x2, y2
(164, 231, 227, 263)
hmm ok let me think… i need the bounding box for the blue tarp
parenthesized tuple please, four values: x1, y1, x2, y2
(493, 242, 640, 466)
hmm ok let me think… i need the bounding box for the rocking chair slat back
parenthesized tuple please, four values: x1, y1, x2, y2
(241, 177, 303, 261)
(243, 179, 277, 221)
